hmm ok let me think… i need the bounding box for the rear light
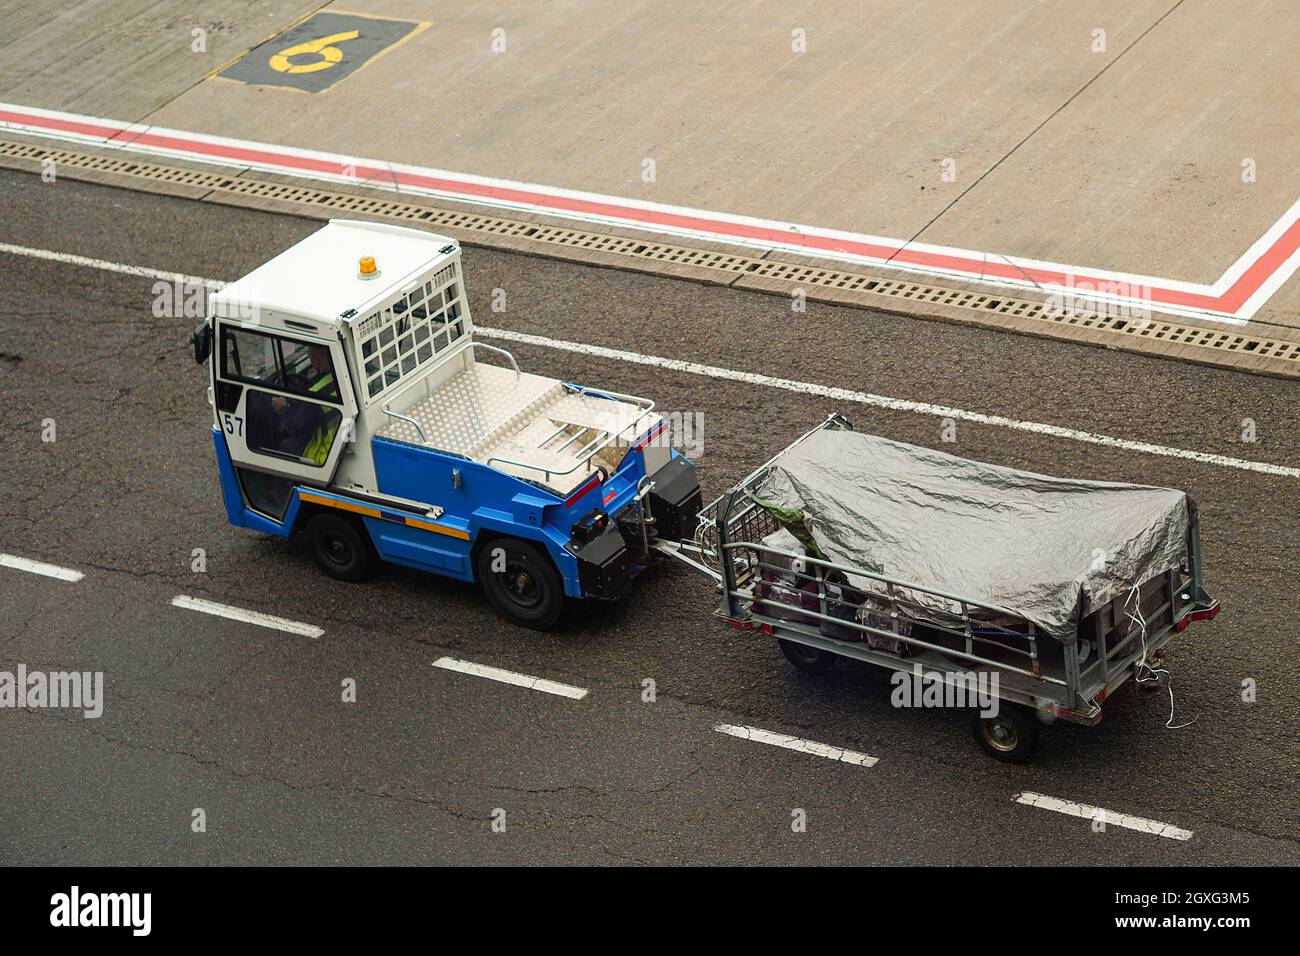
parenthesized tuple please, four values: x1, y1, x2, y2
(571, 510, 610, 543)
(1175, 601, 1221, 632)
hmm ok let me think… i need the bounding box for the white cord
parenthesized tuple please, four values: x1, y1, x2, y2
(1125, 583, 1196, 730)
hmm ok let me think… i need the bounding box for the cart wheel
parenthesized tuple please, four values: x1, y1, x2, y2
(306, 512, 374, 583)
(778, 639, 837, 674)
(477, 538, 564, 630)
(974, 706, 1038, 763)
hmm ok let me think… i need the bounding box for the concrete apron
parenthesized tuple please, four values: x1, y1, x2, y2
(2, 0, 1299, 373)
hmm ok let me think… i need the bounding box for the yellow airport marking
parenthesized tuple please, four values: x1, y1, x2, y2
(216, 12, 427, 94)
(269, 30, 359, 75)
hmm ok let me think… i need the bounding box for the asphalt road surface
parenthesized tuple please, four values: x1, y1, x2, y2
(0, 169, 1297, 865)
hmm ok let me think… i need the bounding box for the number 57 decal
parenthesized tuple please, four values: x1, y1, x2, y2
(223, 413, 244, 437)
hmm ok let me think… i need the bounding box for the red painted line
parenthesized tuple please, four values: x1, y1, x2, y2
(3, 104, 1295, 318)
(564, 475, 601, 508)
(133, 129, 381, 179)
(1218, 215, 1300, 311)
(634, 421, 670, 452)
(0, 109, 120, 140)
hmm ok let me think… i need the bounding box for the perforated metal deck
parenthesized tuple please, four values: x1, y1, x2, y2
(378, 361, 659, 494)
(379, 362, 562, 455)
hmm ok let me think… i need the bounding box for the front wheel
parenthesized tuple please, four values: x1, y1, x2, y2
(778, 639, 837, 674)
(306, 512, 374, 583)
(476, 538, 564, 630)
(974, 706, 1039, 763)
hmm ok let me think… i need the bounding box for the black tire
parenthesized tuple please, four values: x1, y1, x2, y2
(778, 638, 837, 674)
(306, 512, 374, 583)
(476, 537, 564, 630)
(974, 706, 1039, 763)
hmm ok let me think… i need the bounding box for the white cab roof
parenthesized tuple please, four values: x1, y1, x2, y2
(211, 219, 457, 327)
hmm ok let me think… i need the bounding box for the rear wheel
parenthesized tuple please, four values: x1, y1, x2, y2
(778, 638, 837, 674)
(476, 538, 564, 630)
(974, 706, 1038, 763)
(306, 512, 374, 583)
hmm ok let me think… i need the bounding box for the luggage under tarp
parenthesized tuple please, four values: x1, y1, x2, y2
(753, 429, 1192, 642)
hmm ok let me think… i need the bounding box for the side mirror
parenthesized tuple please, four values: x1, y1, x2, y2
(191, 323, 212, 365)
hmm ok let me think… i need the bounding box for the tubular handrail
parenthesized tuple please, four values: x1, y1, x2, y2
(373, 333, 477, 411)
(382, 408, 428, 443)
(469, 342, 521, 375)
(485, 387, 658, 483)
(379, 340, 520, 446)
(740, 547, 1043, 671)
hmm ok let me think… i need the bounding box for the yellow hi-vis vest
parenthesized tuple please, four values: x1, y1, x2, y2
(303, 372, 337, 465)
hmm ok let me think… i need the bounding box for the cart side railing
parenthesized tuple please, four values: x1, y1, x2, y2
(720, 540, 1058, 684)
(692, 414, 852, 569)
(1073, 505, 1216, 699)
(702, 414, 1218, 720)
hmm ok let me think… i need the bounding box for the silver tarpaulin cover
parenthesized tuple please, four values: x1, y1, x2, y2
(755, 429, 1191, 642)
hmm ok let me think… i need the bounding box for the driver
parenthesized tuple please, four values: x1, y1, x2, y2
(273, 346, 340, 464)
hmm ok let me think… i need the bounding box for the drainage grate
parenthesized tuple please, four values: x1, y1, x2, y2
(4, 137, 1299, 369)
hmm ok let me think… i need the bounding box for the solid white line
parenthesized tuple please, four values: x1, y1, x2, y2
(0, 242, 220, 289)
(1013, 791, 1193, 841)
(479, 328, 1300, 479)
(0, 553, 84, 582)
(1, 241, 1295, 480)
(714, 723, 878, 767)
(432, 657, 589, 699)
(170, 595, 323, 638)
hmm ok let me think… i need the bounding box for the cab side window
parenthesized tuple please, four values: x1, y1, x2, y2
(221, 328, 341, 404)
(223, 327, 278, 384)
(279, 339, 341, 402)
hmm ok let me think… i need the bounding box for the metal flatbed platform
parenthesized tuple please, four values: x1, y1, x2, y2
(378, 360, 660, 495)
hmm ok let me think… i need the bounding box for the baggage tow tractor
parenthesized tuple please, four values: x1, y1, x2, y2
(192, 220, 701, 629)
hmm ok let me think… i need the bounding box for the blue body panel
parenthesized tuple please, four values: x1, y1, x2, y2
(212, 408, 672, 599)
(212, 426, 301, 537)
(361, 514, 473, 579)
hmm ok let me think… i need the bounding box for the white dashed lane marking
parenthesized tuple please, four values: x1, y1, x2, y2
(1013, 791, 1194, 841)
(0, 553, 85, 582)
(432, 657, 589, 700)
(170, 595, 324, 639)
(714, 723, 879, 767)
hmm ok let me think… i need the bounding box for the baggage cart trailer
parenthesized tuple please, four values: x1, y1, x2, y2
(681, 415, 1220, 761)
